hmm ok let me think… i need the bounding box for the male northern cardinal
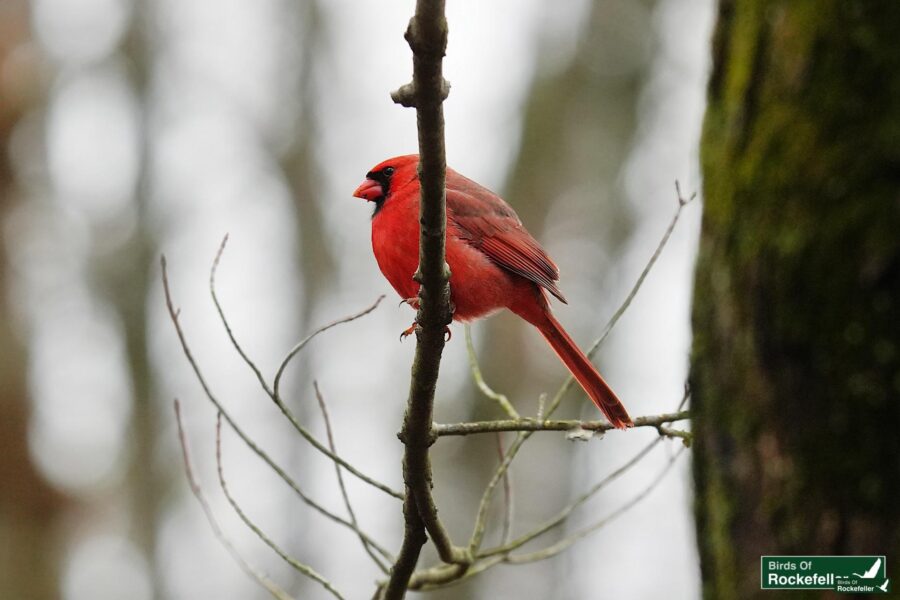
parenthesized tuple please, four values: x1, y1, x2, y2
(353, 154, 632, 429)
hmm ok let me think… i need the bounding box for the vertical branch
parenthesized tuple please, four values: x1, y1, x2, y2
(383, 0, 463, 598)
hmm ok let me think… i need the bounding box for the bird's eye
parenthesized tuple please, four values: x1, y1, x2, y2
(383, 167, 395, 177)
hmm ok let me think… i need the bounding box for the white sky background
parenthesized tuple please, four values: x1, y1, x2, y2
(15, 0, 713, 597)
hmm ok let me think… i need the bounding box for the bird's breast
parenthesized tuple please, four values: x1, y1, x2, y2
(371, 200, 420, 301)
(371, 200, 537, 322)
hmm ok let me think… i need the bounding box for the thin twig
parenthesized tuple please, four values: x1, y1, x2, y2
(465, 325, 519, 418)
(173, 400, 294, 600)
(215, 415, 345, 599)
(162, 256, 393, 554)
(270, 370, 403, 499)
(478, 436, 662, 558)
(208, 240, 401, 499)
(478, 388, 691, 562)
(315, 382, 393, 571)
(210, 234, 273, 397)
(505, 447, 686, 564)
(273, 295, 386, 399)
(467, 431, 529, 554)
(495, 434, 513, 546)
(401, 439, 674, 590)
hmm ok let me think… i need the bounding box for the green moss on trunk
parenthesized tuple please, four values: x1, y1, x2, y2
(691, 1, 900, 598)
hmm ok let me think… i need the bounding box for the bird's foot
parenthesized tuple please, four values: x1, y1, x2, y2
(399, 322, 453, 342)
(400, 321, 418, 341)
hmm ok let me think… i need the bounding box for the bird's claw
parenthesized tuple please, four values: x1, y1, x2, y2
(399, 323, 452, 342)
(400, 322, 418, 341)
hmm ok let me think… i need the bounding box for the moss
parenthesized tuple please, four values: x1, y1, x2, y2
(692, 1, 900, 597)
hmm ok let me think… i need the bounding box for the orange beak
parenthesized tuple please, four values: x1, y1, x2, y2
(353, 178, 384, 201)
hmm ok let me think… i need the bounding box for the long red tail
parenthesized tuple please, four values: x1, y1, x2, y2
(537, 312, 633, 429)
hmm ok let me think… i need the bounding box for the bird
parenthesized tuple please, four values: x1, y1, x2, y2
(353, 154, 633, 429)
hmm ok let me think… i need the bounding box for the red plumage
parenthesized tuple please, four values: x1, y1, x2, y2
(354, 154, 632, 429)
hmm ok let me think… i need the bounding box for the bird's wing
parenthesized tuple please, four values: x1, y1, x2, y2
(446, 171, 567, 303)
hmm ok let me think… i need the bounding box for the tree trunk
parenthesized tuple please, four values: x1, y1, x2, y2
(0, 3, 67, 598)
(691, 1, 900, 598)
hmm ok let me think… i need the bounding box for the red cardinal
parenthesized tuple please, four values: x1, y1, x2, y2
(354, 154, 632, 429)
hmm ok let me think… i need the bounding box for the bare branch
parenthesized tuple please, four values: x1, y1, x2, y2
(383, 0, 468, 597)
(273, 295, 386, 398)
(208, 242, 401, 499)
(465, 325, 519, 419)
(215, 415, 345, 599)
(478, 436, 662, 558)
(269, 374, 402, 500)
(495, 434, 513, 546)
(173, 400, 294, 600)
(210, 234, 273, 397)
(504, 447, 686, 564)
(398, 439, 679, 591)
(466, 431, 528, 555)
(461, 402, 688, 580)
(314, 382, 393, 571)
(162, 256, 393, 550)
(434, 411, 691, 437)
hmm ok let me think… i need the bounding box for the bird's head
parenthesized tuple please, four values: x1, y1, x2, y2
(353, 154, 419, 215)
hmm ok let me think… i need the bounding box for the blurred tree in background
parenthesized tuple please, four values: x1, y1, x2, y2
(0, 1, 67, 598)
(691, 1, 900, 598)
(95, 3, 167, 594)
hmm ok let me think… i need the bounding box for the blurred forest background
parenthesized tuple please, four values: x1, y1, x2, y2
(0, 0, 714, 598)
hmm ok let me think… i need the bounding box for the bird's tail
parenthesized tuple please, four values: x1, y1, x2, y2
(537, 312, 633, 429)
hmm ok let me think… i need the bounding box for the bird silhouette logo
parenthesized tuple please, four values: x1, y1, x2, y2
(853, 557, 882, 579)
(878, 579, 890, 592)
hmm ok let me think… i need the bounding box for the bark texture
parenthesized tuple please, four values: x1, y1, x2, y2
(691, 2, 900, 598)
